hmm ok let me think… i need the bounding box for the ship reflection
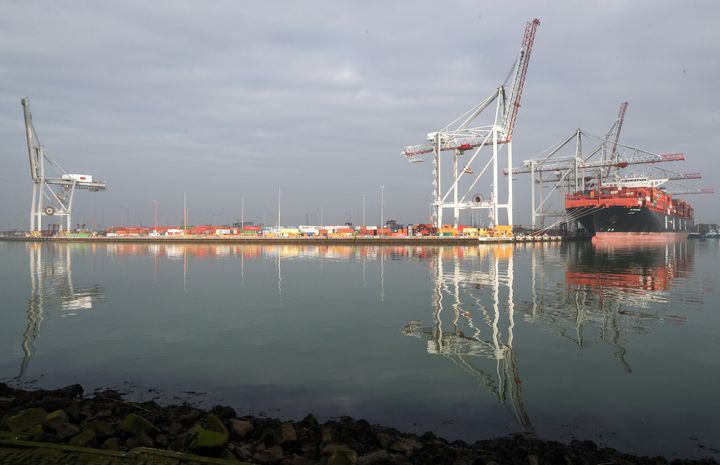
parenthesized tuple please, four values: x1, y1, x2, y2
(402, 244, 533, 432)
(20, 243, 106, 378)
(404, 240, 693, 432)
(548, 241, 693, 373)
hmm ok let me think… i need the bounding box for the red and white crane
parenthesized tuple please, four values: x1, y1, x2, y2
(402, 19, 540, 229)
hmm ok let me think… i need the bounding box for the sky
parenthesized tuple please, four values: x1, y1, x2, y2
(1, 0, 718, 230)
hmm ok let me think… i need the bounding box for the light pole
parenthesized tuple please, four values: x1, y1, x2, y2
(241, 196, 244, 230)
(153, 200, 158, 231)
(183, 192, 187, 230)
(380, 185, 384, 232)
(362, 194, 366, 227)
(277, 186, 281, 229)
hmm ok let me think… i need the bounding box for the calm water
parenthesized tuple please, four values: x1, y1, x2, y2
(1, 240, 719, 458)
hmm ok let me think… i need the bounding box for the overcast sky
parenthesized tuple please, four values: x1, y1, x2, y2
(1, 0, 718, 230)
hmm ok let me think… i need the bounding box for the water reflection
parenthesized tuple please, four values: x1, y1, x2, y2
(14, 241, 697, 434)
(528, 241, 692, 374)
(403, 245, 531, 431)
(404, 241, 694, 431)
(20, 243, 105, 378)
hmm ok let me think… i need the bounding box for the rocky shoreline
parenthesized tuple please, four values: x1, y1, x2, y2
(0, 384, 716, 465)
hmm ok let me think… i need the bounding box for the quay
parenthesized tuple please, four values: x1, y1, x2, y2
(0, 235, 567, 245)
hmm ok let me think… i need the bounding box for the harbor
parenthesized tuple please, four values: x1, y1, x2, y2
(1, 3, 719, 465)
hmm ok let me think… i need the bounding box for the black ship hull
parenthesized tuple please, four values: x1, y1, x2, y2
(567, 206, 693, 240)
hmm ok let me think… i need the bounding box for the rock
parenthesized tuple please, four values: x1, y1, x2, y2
(358, 449, 391, 465)
(189, 415, 230, 450)
(328, 446, 358, 465)
(284, 454, 317, 465)
(253, 445, 284, 464)
(6, 407, 48, 433)
(260, 430, 278, 447)
(322, 444, 345, 456)
(69, 429, 96, 446)
(210, 405, 237, 419)
(300, 442, 318, 455)
(126, 433, 155, 448)
(44, 409, 69, 429)
(58, 384, 84, 399)
(179, 410, 201, 424)
(155, 433, 168, 447)
(191, 427, 228, 449)
(101, 437, 120, 450)
(206, 413, 229, 435)
(119, 413, 158, 436)
(230, 419, 254, 438)
(321, 427, 335, 446)
(88, 420, 115, 437)
(168, 421, 184, 436)
(64, 403, 81, 421)
(301, 414, 319, 428)
(236, 444, 254, 460)
(389, 438, 423, 454)
(94, 409, 113, 419)
(527, 454, 539, 465)
(54, 422, 81, 441)
(375, 432, 392, 449)
(79, 403, 95, 418)
(280, 422, 298, 444)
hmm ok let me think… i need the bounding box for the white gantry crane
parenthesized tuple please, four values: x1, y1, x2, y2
(507, 102, 711, 231)
(402, 19, 540, 229)
(22, 98, 107, 234)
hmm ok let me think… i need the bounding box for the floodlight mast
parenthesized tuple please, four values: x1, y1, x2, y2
(21, 98, 107, 234)
(402, 19, 540, 229)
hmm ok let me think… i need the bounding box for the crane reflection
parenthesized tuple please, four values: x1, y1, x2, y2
(19, 243, 105, 378)
(403, 240, 693, 432)
(402, 244, 532, 432)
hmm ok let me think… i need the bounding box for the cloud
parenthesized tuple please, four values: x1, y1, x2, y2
(0, 0, 718, 229)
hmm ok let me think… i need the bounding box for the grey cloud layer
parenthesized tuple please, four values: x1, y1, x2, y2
(0, 0, 717, 229)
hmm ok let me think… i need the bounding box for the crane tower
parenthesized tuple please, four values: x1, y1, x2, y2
(22, 98, 107, 235)
(402, 19, 540, 229)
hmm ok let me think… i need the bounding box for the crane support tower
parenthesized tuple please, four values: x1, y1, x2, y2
(402, 19, 540, 229)
(22, 98, 107, 235)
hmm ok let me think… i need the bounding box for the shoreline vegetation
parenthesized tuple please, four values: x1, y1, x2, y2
(0, 384, 716, 465)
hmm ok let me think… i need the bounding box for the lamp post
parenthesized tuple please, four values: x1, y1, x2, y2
(362, 194, 366, 227)
(380, 185, 384, 233)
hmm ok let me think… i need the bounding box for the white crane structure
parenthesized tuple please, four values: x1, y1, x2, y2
(22, 98, 107, 234)
(506, 102, 709, 232)
(402, 19, 540, 229)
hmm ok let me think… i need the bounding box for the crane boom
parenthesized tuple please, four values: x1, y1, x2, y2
(608, 102, 628, 162)
(502, 18, 541, 139)
(21, 98, 39, 181)
(507, 153, 685, 175)
(401, 18, 540, 159)
(667, 187, 714, 195)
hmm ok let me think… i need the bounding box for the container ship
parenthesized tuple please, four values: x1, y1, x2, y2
(565, 178, 694, 241)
